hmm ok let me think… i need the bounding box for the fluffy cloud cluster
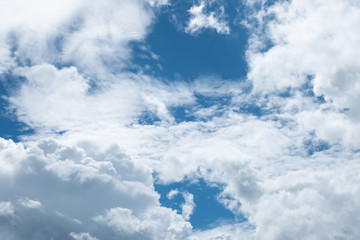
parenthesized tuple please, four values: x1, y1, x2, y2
(185, 1, 230, 35)
(246, 0, 360, 147)
(1, 0, 360, 239)
(0, 137, 192, 239)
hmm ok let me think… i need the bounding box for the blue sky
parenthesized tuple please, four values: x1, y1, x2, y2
(155, 178, 244, 230)
(143, 13, 248, 80)
(1, 0, 360, 239)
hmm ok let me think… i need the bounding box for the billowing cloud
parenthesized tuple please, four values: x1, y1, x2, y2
(246, 0, 360, 146)
(94, 206, 191, 239)
(0, 137, 192, 239)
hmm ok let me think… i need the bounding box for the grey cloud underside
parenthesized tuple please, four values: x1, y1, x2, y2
(0, 138, 191, 240)
(1, 0, 360, 239)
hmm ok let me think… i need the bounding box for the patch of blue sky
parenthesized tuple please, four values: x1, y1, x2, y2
(269, 116, 297, 129)
(126, 41, 163, 76)
(129, 2, 249, 80)
(169, 106, 196, 123)
(195, 94, 232, 108)
(235, 103, 264, 117)
(137, 110, 162, 125)
(234, 95, 281, 117)
(0, 107, 33, 142)
(303, 131, 331, 156)
(137, 93, 234, 125)
(0, 74, 34, 141)
(261, 0, 285, 10)
(155, 178, 245, 230)
(170, 94, 232, 123)
(304, 139, 331, 156)
(298, 76, 327, 104)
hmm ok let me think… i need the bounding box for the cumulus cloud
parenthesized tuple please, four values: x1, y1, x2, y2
(94, 206, 191, 239)
(0, 138, 27, 178)
(185, 1, 230, 35)
(247, 0, 360, 94)
(0, 137, 191, 239)
(245, 0, 360, 146)
(1, 0, 360, 239)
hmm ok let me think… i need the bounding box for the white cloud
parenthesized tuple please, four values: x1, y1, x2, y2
(246, 0, 360, 129)
(0, 0, 85, 71)
(185, 1, 230, 35)
(62, 0, 154, 76)
(146, 0, 169, 7)
(0, 0, 155, 76)
(167, 189, 180, 199)
(0, 39, 15, 74)
(181, 192, 195, 221)
(93, 208, 142, 235)
(188, 222, 255, 240)
(0, 202, 14, 217)
(0, 138, 27, 178)
(69, 232, 99, 240)
(165, 189, 195, 220)
(250, 161, 360, 239)
(9, 64, 195, 132)
(94, 206, 192, 239)
(18, 198, 42, 209)
(0, 137, 191, 240)
(6, 66, 360, 239)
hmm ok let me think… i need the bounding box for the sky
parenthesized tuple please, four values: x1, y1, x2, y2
(1, 0, 360, 239)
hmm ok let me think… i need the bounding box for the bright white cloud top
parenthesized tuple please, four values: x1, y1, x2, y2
(1, 0, 360, 239)
(185, 1, 230, 35)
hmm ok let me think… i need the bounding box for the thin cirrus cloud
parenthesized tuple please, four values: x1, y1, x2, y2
(0, 0, 360, 239)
